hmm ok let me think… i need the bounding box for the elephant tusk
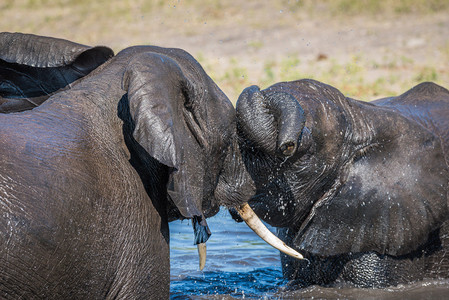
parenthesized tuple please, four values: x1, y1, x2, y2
(236, 203, 304, 260)
(197, 243, 207, 271)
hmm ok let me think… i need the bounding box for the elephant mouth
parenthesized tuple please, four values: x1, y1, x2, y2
(197, 203, 304, 271)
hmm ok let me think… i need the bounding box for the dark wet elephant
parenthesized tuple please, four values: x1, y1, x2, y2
(0, 32, 113, 113)
(0, 32, 242, 299)
(223, 79, 449, 288)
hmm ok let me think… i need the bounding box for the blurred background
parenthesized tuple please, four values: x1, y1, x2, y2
(2, 0, 448, 103)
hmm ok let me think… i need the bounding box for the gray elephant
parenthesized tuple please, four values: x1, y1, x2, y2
(0, 33, 288, 299)
(222, 79, 449, 288)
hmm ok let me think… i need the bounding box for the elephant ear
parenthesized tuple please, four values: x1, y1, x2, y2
(295, 105, 449, 257)
(122, 53, 185, 169)
(122, 52, 210, 241)
(0, 32, 113, 68)
(0, 32, 113, 112)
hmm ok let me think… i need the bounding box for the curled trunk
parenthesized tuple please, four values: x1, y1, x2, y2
(236, 85, 306, 157)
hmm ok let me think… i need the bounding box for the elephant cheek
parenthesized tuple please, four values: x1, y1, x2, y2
(248, 194, 300, 228)
(214, 164, 256, 208)
(167, 168, 212, 270)
(167, 167, 203, 219)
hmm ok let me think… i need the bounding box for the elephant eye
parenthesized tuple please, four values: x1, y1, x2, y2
(183, 98, 201, 128)
(182, 101, 208, 149)
(184, 100, 193, 111)
(182, 87, 198, 123)
(352, 143, 378, 163)
(180, 84, 209, 149)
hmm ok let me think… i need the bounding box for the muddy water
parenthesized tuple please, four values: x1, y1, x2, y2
(169, 209, 449, 299)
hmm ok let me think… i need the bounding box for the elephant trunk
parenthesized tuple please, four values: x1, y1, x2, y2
(236, 85, 305, 157)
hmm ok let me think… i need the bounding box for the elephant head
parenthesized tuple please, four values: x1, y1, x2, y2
(0, 33, 301, 282)
(118, 48, 237, 244)
(118, 47, 303, 262)
(226, 78, 448, 263)
(1, 33, 253, 297)
(0, 32, 113, 112)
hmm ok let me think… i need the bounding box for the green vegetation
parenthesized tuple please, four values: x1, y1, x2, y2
(284, 0, 449, 15)
(4, 0, 449, 15)
(202, 52, 448, 102)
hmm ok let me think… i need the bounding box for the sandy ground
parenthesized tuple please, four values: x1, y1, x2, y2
(153, 11, 449, 65)
(164, 11, 449, 98)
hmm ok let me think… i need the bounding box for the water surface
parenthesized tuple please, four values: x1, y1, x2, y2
(170, 209, 449, 299)
(170, 208, 284, 299)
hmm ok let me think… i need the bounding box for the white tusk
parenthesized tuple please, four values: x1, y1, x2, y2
(197, 243, 207, 271)
(236, 203, 304, 260)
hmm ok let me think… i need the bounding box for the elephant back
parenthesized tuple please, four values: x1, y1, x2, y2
(372, 82, 449, 165)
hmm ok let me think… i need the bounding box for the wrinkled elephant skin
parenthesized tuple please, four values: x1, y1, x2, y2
(226, 79, 449, 288)
(0, 33, 235, 299)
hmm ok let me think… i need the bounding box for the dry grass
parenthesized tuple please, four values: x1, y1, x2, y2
(1, 0, 448, 102)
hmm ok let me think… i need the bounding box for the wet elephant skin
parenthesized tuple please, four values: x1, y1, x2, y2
(0, 33, 236, 299)
(224, 79, 449, 288)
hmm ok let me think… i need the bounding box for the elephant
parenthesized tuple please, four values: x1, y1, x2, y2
(0, 32, 296, 299)
(222, 78, 449, 288)
(0, 32, 229, 299)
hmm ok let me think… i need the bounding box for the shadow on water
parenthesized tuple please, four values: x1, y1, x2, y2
(169, 208, 449, 299)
